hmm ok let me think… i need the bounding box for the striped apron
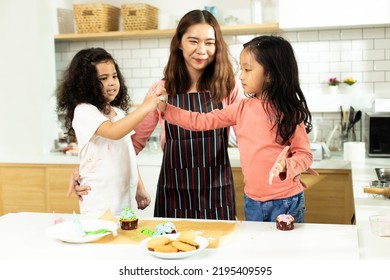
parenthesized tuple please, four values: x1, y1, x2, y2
(154, 92, 236, 220)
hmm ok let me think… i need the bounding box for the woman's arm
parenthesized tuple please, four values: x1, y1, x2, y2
(67, 166, 90, 201)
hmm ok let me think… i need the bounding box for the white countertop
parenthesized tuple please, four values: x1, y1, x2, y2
(0, 212, 359, 260)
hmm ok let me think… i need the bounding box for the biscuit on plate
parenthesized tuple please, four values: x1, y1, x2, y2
(171, 240, 197, 252)
(154, 243, 178, 253)
(147, 236, 171, 250)
(178, 230, 196, 242)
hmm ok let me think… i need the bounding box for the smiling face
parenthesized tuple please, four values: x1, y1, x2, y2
(180, 23, 216, 77)
(95, 60, 120, 103)
(239, 48, 268, 97)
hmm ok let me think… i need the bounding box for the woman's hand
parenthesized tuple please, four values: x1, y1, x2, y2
(67, 166, 91, 201)
(268, 146, 289, 185)
(149, 84, 167, 112)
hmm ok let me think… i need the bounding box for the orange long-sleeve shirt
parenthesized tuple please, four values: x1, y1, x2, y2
(163, 98, 314, 202)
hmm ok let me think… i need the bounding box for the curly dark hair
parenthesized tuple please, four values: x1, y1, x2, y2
(163, 9, 235, 103)
(55, 47, 130, 142)
(243, 35, 313, 145)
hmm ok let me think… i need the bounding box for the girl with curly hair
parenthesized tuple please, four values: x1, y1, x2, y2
(56, 47, 160, 218)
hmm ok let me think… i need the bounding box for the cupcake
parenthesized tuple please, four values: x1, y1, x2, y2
(120, 208, 138, 230)
(276, 214, 295, 231)
(152, 222, 177, 236)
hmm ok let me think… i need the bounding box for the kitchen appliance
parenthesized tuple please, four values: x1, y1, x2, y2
(363, 167, 390, 198)
(363, 112, 390, 157)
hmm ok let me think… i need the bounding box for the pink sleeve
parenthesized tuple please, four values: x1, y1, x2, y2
(284, 124, 314, 180)
(163, 102, 240, 131)
(132, 81, 165, 154)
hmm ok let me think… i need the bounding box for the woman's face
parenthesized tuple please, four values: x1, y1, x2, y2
(95, 60, 120, 103)
(239, 48, 268, 97)
(180, 23, 216, 76)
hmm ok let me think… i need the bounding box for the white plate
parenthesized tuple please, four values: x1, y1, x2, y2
(139, 233, 209, 259)
(46, 219, 118, 243)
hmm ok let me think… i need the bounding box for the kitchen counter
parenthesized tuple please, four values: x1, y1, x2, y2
(0, 212, 359, 260)
(0, 149, 389, 260)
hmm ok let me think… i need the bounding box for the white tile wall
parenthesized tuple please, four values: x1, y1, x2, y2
(55, 26, 390, 144)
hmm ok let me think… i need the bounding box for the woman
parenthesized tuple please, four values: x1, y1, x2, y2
(69, 10, 244, 220)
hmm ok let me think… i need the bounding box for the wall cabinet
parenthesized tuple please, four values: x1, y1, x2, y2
(232, 167, 355, 224)
(0, 164, 79, 216)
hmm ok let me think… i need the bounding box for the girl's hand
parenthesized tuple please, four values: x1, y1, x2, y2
(268, 146, 289, 185)
(143, 84, 167, 112)
(135, 188, 151, 210)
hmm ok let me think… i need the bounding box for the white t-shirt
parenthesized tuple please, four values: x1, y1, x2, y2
(73, 103, 138, 218)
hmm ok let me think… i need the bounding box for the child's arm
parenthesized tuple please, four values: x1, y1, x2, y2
(158, 102, 238, 131)
(96, 91, 160, 140)
(135, 167, 151, 210)
(268, 146, 289, 185)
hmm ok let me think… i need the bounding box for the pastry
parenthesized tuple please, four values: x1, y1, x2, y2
(147, 236, 171, 250)
(276, 214, 295, 231)
(171, 240, 197, 252)
(119, 208, 138, 230)
(152, 221, 177, 236)
(154, 243, 178, 253)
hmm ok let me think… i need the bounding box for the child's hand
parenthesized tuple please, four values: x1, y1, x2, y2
(157, 94, 167, 112)
(144, 85, 165, 111)
(149, 84, 168, 112)
(268, 146, 289, 185)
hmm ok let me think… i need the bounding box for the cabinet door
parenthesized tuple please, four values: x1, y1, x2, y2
(47, 166, 79, 214)
(0, 166, 46, 215)
(232, 167, 245, 221)
(302, 169, 355, 224)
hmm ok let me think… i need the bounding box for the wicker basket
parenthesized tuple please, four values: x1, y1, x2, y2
(73, 3, 120, 33)
(121, 3, 158, 31)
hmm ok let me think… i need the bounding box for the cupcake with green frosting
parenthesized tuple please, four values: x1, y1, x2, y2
(119, 208, 138, 230)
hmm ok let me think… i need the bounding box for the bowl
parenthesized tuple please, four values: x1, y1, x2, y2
(375, 168, 390, 181)
(369, 215, 390, 237)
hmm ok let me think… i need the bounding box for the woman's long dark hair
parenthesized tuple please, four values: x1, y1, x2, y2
(163, 9, 235, 102)
(243, 35, 312, 145)
(55, 47, 130, 141)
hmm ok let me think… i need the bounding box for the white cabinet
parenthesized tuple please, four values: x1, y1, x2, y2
(279, 0, 390, 29)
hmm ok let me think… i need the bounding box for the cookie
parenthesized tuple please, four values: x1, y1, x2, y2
(178, 230, 197, 243)
(147, 236, 171, 250)
(154, 243, 178, 253)
(171, 240, 197, 252)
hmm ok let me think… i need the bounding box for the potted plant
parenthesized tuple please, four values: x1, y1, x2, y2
(343, 77, 357, 86)
(328, 77, 341, 86)
(328, 77, 340, 94)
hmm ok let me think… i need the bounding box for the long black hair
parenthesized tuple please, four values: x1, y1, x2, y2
(243, 35, 312, 145)
(56, 47, 130, 141)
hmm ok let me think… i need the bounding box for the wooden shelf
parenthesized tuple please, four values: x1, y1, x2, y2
(54, 23, 281, 42)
